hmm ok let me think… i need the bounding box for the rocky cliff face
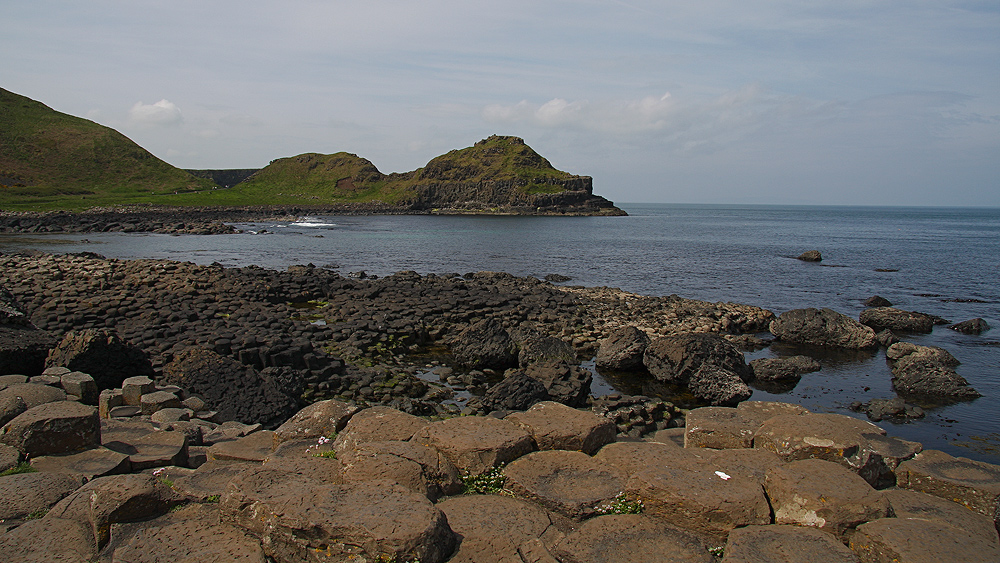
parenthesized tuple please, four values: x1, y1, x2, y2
(408, 176, 624, 215)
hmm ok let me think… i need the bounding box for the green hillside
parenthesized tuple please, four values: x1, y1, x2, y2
(0, 88, 213, 210)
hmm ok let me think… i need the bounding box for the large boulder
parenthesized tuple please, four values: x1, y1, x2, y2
(161, 347, 300, 428)
(749, 355, 821, 382)
(596, 326, 650, 371)
(860, 307, 936, 333)
(413, 415, 535, 475)
(688, 364, 752, 406)
(0, 400, 100, 457)
(769, 308, 878, 349)
(480, 370, 550, 412)
(643, 333, 751, 384)
(517, 335, 576, 367)
(950, 318, 990, 335)
(451, 318, 517, 370)
(44, 329, 153, 390)
(522, 361, 592, 407)
(273, 399, 359, 445)
(723, 525, 862, 563)
(886, 342, 980, 400)
(505, 401, 616, 455)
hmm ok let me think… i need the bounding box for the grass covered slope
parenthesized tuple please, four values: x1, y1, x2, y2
(0, 88, 212, 210)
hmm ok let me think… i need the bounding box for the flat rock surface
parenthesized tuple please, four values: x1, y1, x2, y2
(627, 453, 771, 543)
(437, 494, 556, 563)
(505, 401, 616, 455)
(126, 429, 189, 470)
(0, 400, 100, 457)
(594, 440, 704, 478)
(173, 459, 258, 501)
(553, 514, 713, 563)
(765, 458, 889, 538)
(0, 516, 97, 563)
(331, 404, 428, 452)
(0, 471, 85, 521)
(30, 446, 131, 479)
(207, 430, 275, 463)
(850, 517, 1000, 563)
(721, 524, 860, 563)
(883, 488, 1000, 549)
(413, 415, 535, 475)
(504, 449, 626, 519)
(684, 406, 755, 449)
(340, 439, 462, 500)
(735, 401, 809, 427)
(0, 382, 67, 409)
(272, 398, 359, 444)
(895, 449, 1000, 523)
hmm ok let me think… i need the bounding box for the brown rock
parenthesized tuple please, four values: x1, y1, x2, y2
(627, 453, 771, 543)
(330, 404, 426, 452)
(0, 382, 67, 409)
(505, 401, 616, 455)
(413, 415, 535, 475)
(895, 449, 1000, 526)
(850, 517, 999, 563)
(883, 489, 999, 550)
(735, 400, 810, 427)
(121, 375, 156, 406)
(0, 471, 85, 521)
(173, 459, 260, 501)
(208, 430, 275, 463)
(126, 429, 189, 471)
(340, 440, 462, 500)
(0, 516, 97, 563)
(699, 448, 785, 486)
(437, 494, 556, 563)
(596, 326, 650, 371)
(721, 524, 861, 563)
(553, 514, 713, 563)
(139, 390, 183, 415)
(0, 442, 19, 472)
(765, 458, 890, 538)
(0, 400, 100, 457)
(45, 328, 154, 390)
(684, 406, 755, 449)
(30, 446, 131, 479)
(504, 449, 626, 519)
(797, 250, 822, 262)
(594, 440, 702, 478)
(272, 398, 359, 445)
(860, 307, 936, 333)
(769, 308, 878, 349)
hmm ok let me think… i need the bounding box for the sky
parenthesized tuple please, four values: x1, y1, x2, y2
(2, 0, 998, 206)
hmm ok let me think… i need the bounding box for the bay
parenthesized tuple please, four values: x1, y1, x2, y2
(3, 203, 999, 463)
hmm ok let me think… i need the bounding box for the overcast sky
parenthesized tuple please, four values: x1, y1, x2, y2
(3, 1, 998, 206)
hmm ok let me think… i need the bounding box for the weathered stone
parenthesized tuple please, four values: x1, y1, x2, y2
(553, 514, 713, 563)
(883, 489, 1000, 549)
(594, 440, 701, 478)
(273, 398, 359, 445)
(505, 401, 616, 455)
(688, 364, 753, 406)
(684, 406, 755, 449)
(139, 390, 183, 415)
(121, 375, 155, 406)
(0, 373, 28, 390)
(45, 328, 154, 390)
(765, 458, 889, 538)
(0, 400, 100, 457)
(886, 343, 980, 400)
(452, 317, 517, 370)
(202, 420, 262, 444)
(504, 450, 626, 519)
(109, 405, 141, 417)
(0, 442, 19, 472)
(864, 295, 893, 308)
(437, 494, 556, 563)
(208, 430, 275, 463)
(643, 333, 751, 384)
(220, 468, 456, 563)
(523, 361, 593, 408)
(721, 524, 861, 563)
(125, 430, 189, 471)
(99, 503, 266, 563)
(735, 400, 810, 427)
(98, 388, 123, 418)
(950, 317, 990, 335)
(596, 326, 650, 371)
(173, 459, 259, 501)
(60, 371, 98, 404)
(481, 370, 550, 412)
(627, 453, 772, 543)
(699, 448, 785, 486)
(30, 446, 131, 479)
(895, 449, 1000, 525)
(860, 307, 936, 333)
(769, 308, 878, 349)
(29, 373, 62, 386)
(0, 381, 67, 409)
(0, 471, 85, 521)
(750, 355, 821, 382)
(0, 393, 27, 427)
(518, 335, 576, 367)
(150, 407, 193, 424)
(413, 415, 535, 475)
(0, 516, 97, 563)
(850, 517, 999, 563)
(797, 250, 822, 262)
(339, 440, 462, 500)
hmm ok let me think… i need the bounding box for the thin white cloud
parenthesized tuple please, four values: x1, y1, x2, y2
(128, 99, 183, 127)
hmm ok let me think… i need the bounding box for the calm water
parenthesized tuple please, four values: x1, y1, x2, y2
(3, 204, 999, 462)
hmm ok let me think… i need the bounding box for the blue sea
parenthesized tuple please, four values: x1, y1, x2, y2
(3, 203, 999, 463)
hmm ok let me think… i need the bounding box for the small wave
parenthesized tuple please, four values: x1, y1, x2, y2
(293, 217, 338, 228)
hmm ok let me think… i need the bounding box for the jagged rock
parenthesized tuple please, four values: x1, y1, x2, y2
(220, 468, 456, 563)
(161, 347, 300, 428)
(875, 329, 898, 347)
(553, 514, 713, 563)
(504, 450, 626, 519)
(797, 250, 822, 262)
(274, 398, 359, 445)
(864, 295, 893, 307)
(886, 342, 980, 400)
(765, 458, 890, 538)
(643, 333, 751, 384)
(860, 307, 936, 333)
(437, 494, 556, 563)
(770, 308, 878, 349)
(722, 525, 861, 563)
(596, 326, 650, 371)
(749, 355, 821, 382)
(518, 335, 576, 367)
(522, 360, 592, 408)
(627, 452, 772, 544)
(895, 449, 1000, 527)
(44, 328, 154, 390)
(0, 284, 30, 325)
(851, 517, 999, 563)
(950, 317, 990, 335)
(505, 401, 616, 455)
(413, 415, 535, 475)
(30, 447, 131, 479)
(688, 364, 753, 406)
(0, 471, 85, 522)
(451, 318, 517, 370)
(481, 370, 550, 412)
(0, 400, 100, 457)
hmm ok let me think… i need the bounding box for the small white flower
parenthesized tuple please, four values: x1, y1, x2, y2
(715, 471, 731, 480)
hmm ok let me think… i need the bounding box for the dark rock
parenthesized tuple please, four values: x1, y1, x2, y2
(770, 308, 878, 349)
(0, 325, 58, 377)
(687, 364, 752, 406)
(950, 317, 991, 335)
(543, 274, 572, 283)
(749, 355, 821, 381)
(853, 397, 925, 421)
(522, 361, 592, 408)
(860, 307, 936, 333)
(864, 295, 893, 307)
(44, 329, 154, 390)
(451, 318, 517, 370)
(875, 329, 898, 347)
(0, 284, 31, 326)
(797, 250, 822, 262)
(643, 332, 751, 384)
(596, 326, 650, 371)
(481, 371, 550, 412)
(895, 449, 1000, 527)
(517, 335, 576, 367)
(886, 342, 980, 400)
(59, 371, 98, 405)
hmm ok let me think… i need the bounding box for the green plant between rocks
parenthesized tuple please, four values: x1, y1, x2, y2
(460, 465, 509, 495)
(708, 545, 725, 557)
(594, 492, 644, 515)
(0, 462, 36, 477)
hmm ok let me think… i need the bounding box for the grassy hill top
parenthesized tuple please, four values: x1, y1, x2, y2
(0, 88, 212, 210)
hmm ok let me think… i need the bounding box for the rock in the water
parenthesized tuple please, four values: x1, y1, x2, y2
(523, 361, 592, 408)
(769, 308, 878, 349)
(895, 449, 1000, 526)
(864, 295, 893, 307)
(687, 364, 753, 406)
(950, 317, 990, 335)
(797, 250, 822, 262)
(886, 342, 980, 400)
(749, 355, 821, 382)
(851, 397, 925, 422)
(451, 318, 517, 370)
(481, 370, 550, 412)
(44, 329, 153, 390)
(860, 307, 936, 334)
(596, 326, 650, 371)
(643, 333, 751, 384)
(0, 400, 100, 457)
(517, 335, 576, 367)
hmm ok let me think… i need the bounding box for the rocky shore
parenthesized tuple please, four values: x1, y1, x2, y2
(1, 250, 997, 561)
